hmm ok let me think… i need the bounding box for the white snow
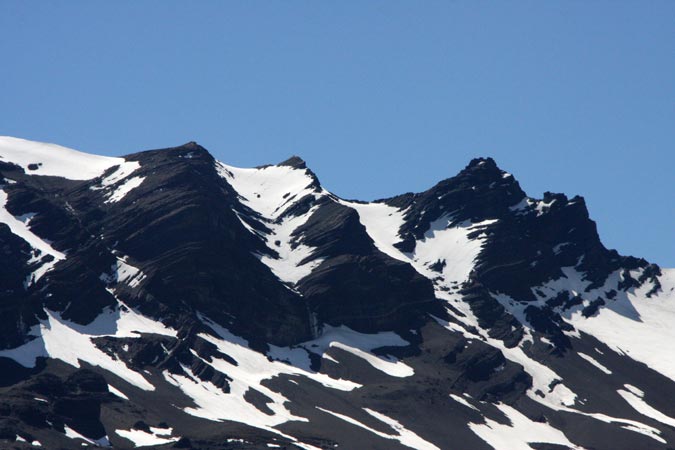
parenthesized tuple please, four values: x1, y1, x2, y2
(94, 161, 141, 188)
(344, 200, 497, 290)
(100, 257, 146, 288)
(578, 352, 612, 375)
(617, 384, 675, 428)
(316, 407, 440, 450)
(0, 136, 128, 180)
(115, 428, 179, 447)
(269, 325, 414, 377)
(64, 425, 111, 447)
(0, 190, 66, 284)
(508, 198, 532, 214)
(108, 384, 129, 400)
(163, 315, 359, 438)
(217, 162, 324, 284)
(105, 176, 145, 203)
(217, 162, 317, 219)
(469, 403, 580, 450)
(535, 267, 675, 384)
(339, 201, 409, 263)
(364, 408, 441, 450)
(534, 198, 556, 216)
(450, 393, 479, 411)
(412, 217, 498, 285)
(258, 204, 324, 284)
(0, 301, 176, 391)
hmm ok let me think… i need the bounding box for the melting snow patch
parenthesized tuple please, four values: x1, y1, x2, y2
(64, 425, 111, 447)
(163, 315, 359, 438)
(115, 428, 179, 447)
(108, 384, 129, 400)
(316, 407, 440, 450)
(450, 393, 479, 411)
(100, 257, 146, 288)
(469, 403, 579, 450)
(269, 325, 414, 377)
(217, 161, 324, 284)
(93, 161, 141, 188)
(0, 190, 66, 284)
(105, 176, 145, 203)
(578, 352, 612, 375)
(0, 302, 176, 391)
(617, 385, 675, 428)
(543, 268, 675, 383)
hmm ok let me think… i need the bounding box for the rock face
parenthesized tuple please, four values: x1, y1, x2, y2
(0, 135, 674, 450)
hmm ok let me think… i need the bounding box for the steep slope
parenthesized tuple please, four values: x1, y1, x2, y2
(0, 136, 673, 450)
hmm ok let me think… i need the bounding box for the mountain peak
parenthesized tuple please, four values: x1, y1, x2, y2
(466, 156, 499, 170)
(278, 155, 307, 169)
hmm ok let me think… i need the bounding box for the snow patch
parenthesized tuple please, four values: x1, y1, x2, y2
(115, 428, 179, 447)
(0, 190, 66, 284)
(64, 425, 111, 447)
(105, 176, 145, 203)
(163, 315, 359, 438)
(578, 352, 612, 375)
(316, 407, 440, 450)
(217, 162, 324, 284)
(0, 301, 176, 391)
(108, 384, 129, 400)
(618, 385, 675, 428)
(269, 325, 414, 377)
(0, 136, 127, 180)
(469, 403, 580, 450)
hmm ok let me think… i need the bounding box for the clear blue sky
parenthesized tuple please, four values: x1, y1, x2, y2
(1, 1, 673, 266)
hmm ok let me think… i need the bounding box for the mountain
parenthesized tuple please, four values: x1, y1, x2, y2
(0, 135, 673, 450)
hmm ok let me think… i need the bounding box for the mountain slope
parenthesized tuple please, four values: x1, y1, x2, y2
(0, 136, 673, 450)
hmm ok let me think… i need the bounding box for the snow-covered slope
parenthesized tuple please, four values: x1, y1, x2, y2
(0, 136, 130, 180)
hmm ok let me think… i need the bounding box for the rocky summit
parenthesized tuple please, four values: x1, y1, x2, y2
(0, 135, 673, 450)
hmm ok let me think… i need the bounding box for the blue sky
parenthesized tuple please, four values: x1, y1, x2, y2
(1, 1, 673, 266)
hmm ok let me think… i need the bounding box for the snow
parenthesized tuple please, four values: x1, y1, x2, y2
(94, 161, 141, 188)
(411, 217, 498, 285)
(344, 200, 497, 289)
(508, 198, 532, 214)
(536, 267, 675, 384)
(258, 204, 324, 284)
(269, 325, 414, 377)
(115, 428, 179, 447)
(100, 257, 146, 288)
(578, 352, 612, 375)
(617, 384, 675, 428)
(534, 198, 556, 216)
(217, 162, 317, 219)
(87, 157, 144, 203)
(105, 176, 145, 203)
(217, 162, 324, 284)
(450, 393, 479, 411)
(469, 403, 580, 450)
(0, 300, 176, 391)
(316, 407, 440, 450)
(163, 314, 360, 438)
(108, 384, 129, 400)
(339, 201, 409, 263)
(0, 190, 66, 284)
(0, 136, 127, 180)
(64, 425, 111, 447)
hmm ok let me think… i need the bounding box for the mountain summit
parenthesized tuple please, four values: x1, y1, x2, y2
(0, 136, 673, 450)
